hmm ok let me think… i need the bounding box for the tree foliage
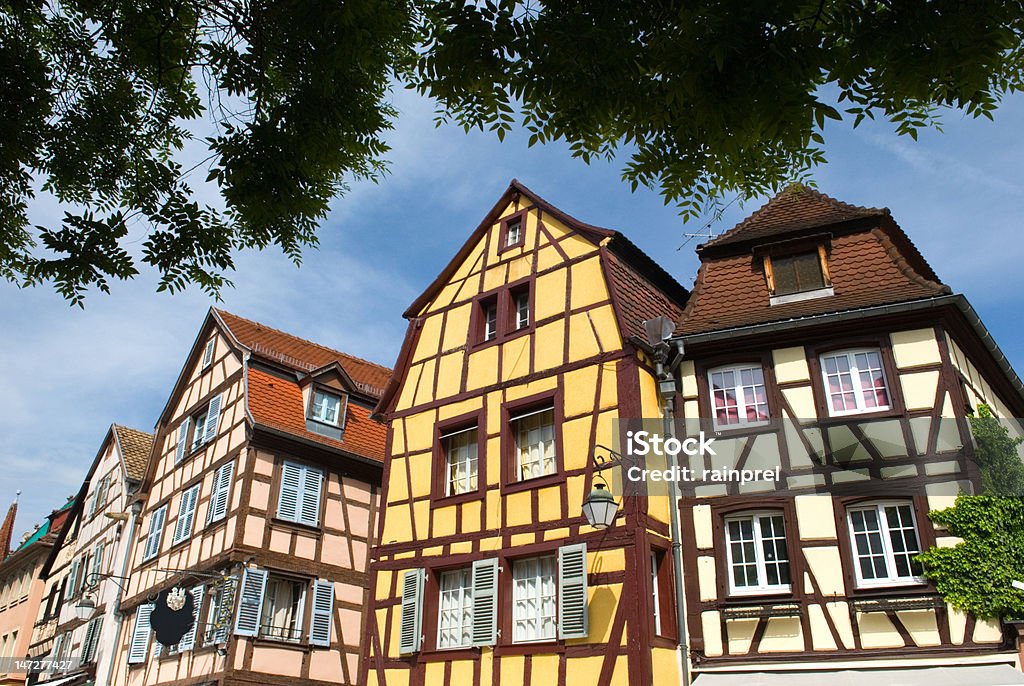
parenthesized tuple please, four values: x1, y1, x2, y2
(917, 405, 1024, 620)
(3, 0, 1024, 302)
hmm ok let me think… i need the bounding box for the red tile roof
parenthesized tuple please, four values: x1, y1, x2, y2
(215, 309, 392, 398)
(676, 228, 949, 335)
(605, 252, 686, 341)
(702, 184, 887, 251)
(247, 367, 387, 462)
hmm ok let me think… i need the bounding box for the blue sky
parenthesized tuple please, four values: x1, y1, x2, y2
(2, 87, 1023, 542)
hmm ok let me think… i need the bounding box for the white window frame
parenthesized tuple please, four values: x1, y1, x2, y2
(442, 426, 478, 496)
(202, 339, 216, 369)
(511, 555, 557, 643)
(259, 575, 307, 642)
(708, 364, 770, 430)
(650, 551, 661, 635)
(724, 511, 792, 596)
(847, 501, 925, 588)
(511, 405, 556, 481)
(820, 347, 892, 417)
(505, 218, 522, 247)
(483, 303, 498, 341)
(515, 291, 530, 330)
(310, 389, 342, 426)
(436, 568, 474, 649)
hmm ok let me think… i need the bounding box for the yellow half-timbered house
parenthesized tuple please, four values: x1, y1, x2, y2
(365, 180, 689, 686)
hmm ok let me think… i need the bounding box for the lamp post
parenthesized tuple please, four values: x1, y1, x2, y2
(582, 482, 619, 529)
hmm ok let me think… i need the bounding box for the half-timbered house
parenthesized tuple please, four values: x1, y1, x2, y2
(364, 180, 690, 686)
(30, 424, 152, 686)
(670, 186, 1024, 684)
(108, 309, 389, 686)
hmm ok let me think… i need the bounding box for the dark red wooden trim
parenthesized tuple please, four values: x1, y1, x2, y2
(430, 408, 487, 506)
(497, 209, 528, 254)
(500, 387, 565, 493)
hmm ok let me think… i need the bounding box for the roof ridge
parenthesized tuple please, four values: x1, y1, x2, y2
(214, 309, 392, 375)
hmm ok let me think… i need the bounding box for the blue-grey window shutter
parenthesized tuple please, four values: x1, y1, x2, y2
(143, 506, 166, 560)
(91, 542, 104, 584)
(127, 604, 154, 664)
(558, 543, 588, 639)
(50, 633, 64, 663)
(203, 393, 222, 443)
(175, 418, 190, 464)
(277, 462, 302, 522)
(471, 558, 499, 646)
(68, 559, 79, 597)
(207, 461, 235, 524)
(233, 567, 267, 637)
(178, 586, 205, 651)
(173, 485, 200, 544)
(202, 339, 215, 368)
(398, 569, 425, 654)
(308, 579, 334, 647)
(81, 617, 102, 663)
(298, 466, 324, 527)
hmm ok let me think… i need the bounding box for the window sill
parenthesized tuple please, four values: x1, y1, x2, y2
(468, 324, 532, 355)
(726, 588, 794, 600)
(819, 407, 902, 424)
(417, 647, 481, 661)
(501, 472, 563, 494)
(769, 286, 834, 306)
(270, 517, 323, 534)
(252, 636, 310, 651)
(853, 579, 929, 593)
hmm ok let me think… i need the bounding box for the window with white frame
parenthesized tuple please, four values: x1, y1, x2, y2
(442, 427, 478, 496)
(725, 512, 791, 595)
(847, 502, 923, 587)
(202, 338, 216, 369)
(436, 568, 473, 649)
(512, 556, 557, 643)
(310, 389, 342, 425)
(505, 218, 522, 247)
(512, 404, 556, 481)
(484, 302, 498, 341)
(514, 291, 530, 330)
(820, 348, 891, 416)
(709, 364, 769, 428)
(260, 575, 306, 641)
(650, 551, 662, 635)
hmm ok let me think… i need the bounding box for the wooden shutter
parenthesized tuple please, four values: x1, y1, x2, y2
(173, 485, 200, 544)
(178, 586, 205, 651)
(50, 633, 64, 662)
(203, 393, 222, 443)
(277, 462, 302, 522)
(202, 339, 215, 368)
(67, 559, 80, 597)
(174, 418, 190, 464)
(144, 506, 166, 560)
(127, 604, 153, 664)
(471, 558, 499, 647)
(298, 466, 324, 527)
(97, 476, 109, 509)
(91, 542, 104, 584)
(82, 617, 103, 663)
(233, 567, 267, 637)
(308, 579, 334, 647)
(207, 461, 235, 524)
(558, 543, 588, 639)
(398, 569, 425, 654)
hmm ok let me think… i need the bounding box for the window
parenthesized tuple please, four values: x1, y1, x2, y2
(172, 484, 201, 545)
(185, 393, 222, 454)
(725, 512, 791, 595)
(437, 568, 473, 649)
(310, 389, 342, 425)
(512, 405, 556, 481)
(206, 460, 235, 524)
(202, 338, 216, 369)
(847, 502, 923, 587)
(277, 461, 324, 527)
(203, 584, 227, 645)
(650, 551, 661, 635)
(771, 251, 826, 295)
(709, 364, 769, 428)
(505, 218, 522, 247)
(261, 576, 306, 642)
(512, 556, 557, 643)
(484, 302, 498, 341)
(142, 505, 167, 561)
(442, 427, 478, 496)
(820, 348, 891, 416)
(514, 290, 530, 330)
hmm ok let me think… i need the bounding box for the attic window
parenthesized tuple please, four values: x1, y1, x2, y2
(764, 245, 833, 305)
(499, 210, 526, 252)
(310, 389, 343, 426)
(202, 339, 215, 369)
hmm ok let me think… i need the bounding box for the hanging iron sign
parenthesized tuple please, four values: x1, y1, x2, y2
(151, 586, 195, 647)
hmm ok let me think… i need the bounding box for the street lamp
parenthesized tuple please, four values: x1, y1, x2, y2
(582, 483, 618, 529)
(75, 594, 97, 621)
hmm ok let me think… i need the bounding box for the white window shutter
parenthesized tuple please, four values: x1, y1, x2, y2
(175, 419, 190, 464)
(398, 569, 425, 654)
(178, 586, 205, 651)
(308, 579, 334, 647)
(277, 462, 302, 522)
(203, 393, 222, 443)
(233, 567, 267, 637)
(202, 339, 215, 368)
(558, 543, 588, 639)
(173, 485, 200, 544)
(144, 506, 166, 560)
(127, 604, 154, 664)
(471, 558, 499, 646)
(299, 466, 324, 527)
(207, 461, 235, 524)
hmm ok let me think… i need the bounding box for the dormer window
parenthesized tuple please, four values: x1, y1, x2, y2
(310, 389, 342, 426)
(762, 243, 833, 305)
